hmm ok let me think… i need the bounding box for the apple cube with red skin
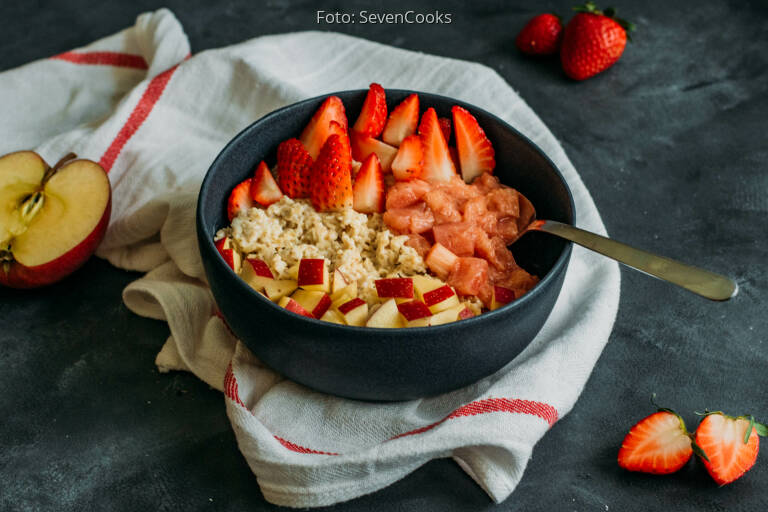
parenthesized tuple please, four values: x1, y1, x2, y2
(298, 258, 329, 292)
(491, 285, 516, 310)
(397, 299, 433, 327)
(422, 284, 459, 313)
(337, 297, 368, 326)
(374, 277, 414, 300)
(320, 308, 345, 324)
(291, 289, 332, 318)
(214, 237, 242, 273)
(0, 152, 112, 289)
(278, 296, 314, 318)
(239, 257, 273, 290)
(458, 306, 475, 320)
(263, 279, 298, 302)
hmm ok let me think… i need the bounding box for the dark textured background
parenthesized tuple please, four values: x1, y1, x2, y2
(1, 1, 767, 510)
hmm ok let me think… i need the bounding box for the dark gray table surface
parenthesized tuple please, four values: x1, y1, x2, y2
(1, 1, 766, 510)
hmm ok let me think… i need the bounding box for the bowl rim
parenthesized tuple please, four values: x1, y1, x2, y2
(197, 88, 575, 335)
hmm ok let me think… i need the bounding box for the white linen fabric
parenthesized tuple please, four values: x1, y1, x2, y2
(0, 9, 620, 508)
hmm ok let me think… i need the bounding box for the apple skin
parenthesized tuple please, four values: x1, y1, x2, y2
(0, 196, 111, 289)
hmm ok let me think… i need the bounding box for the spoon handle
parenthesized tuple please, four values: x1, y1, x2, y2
(532, 220, 738, 301)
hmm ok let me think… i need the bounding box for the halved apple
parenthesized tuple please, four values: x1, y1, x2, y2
(0, 151, 111, 288)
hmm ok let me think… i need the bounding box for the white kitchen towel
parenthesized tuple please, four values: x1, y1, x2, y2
(0, 9, 621, 508)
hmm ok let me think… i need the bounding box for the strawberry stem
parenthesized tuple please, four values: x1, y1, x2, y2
(572, 2, 636, 40)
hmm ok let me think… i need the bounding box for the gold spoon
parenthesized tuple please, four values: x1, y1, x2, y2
(513, 194, 738, 301)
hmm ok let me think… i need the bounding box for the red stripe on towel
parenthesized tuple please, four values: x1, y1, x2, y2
(51, 51, 148, 69)
(390, 398, 559, 440)
(224, 362, 558, 456)
(99, 63, 180, 172)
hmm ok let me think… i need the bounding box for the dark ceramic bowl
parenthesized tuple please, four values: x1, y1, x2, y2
(197, 89, 574, 401)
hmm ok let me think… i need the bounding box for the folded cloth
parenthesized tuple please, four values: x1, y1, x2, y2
(0, 9, 621, 508)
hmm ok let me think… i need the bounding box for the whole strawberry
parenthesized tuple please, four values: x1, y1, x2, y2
(560, 2, 635, 80)
(516, 14, 563, 55)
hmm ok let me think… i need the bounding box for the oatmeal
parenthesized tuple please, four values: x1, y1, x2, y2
(217, 196, 427, 303)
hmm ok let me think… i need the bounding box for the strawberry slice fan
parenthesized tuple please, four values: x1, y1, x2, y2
(0, 9, 620, 508)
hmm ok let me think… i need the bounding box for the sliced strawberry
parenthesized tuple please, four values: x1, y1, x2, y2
(299, 95, 347, 160)
(391, 135, 423, 181)
(618, 409, 695, 475)
(350, 131, 398, 173)
(309, 133, 353, 212)
(695, 411, 767, 485)
(418, 108, 457, 183)
(227, 178, 254, 221)
(277, 138, 313, 198)
(382, 93, 419, 146)
(452, 105, 496, 183)
(353, 83, 387, 137)
(438, 117, 452, 143)
(250, 160, 283, 206)
(352, 153, 385, 213)
(448, 146, 460, 170)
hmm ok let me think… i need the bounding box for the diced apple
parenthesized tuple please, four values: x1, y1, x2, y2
(263, 279, 298, 302)
(491, 285, 516, 310)
(337, 298, 368, 326)
(331, 282, 357, 302)
(215, 237, 241, 272)
(422, 284, 460, 313)
(286, 262, 300, 280)
(366, 298, 403, 328)
(331, 269, 350, 293)
(458, 306, 475, 319)
(425, 243, 459, 280)
(412, 275, 444, 298)
(397, 300, 433, 327)
(374, 277, 414, 300)
(320, 308, 346, 324)
(298, 258, 329, 292)
(239, 257, 274, 291)
(291, 289, 332, 318)
(278, 296, 314, 318)
(427, 304, 465, 325)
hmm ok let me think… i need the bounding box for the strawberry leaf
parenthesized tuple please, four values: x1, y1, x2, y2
(744, 416, 756, 444)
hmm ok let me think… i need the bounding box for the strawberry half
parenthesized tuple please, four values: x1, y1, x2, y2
(382, 93, 419, 146)
(277, 138, 313, 198)
(227, 178, 254, 221)
(694, 411, 767, 485)
(438, 117, 452, 144)
(418, 108, 457, 183)
(618, 406, 700, 475)
(250, 160, 283, 206)
(452, 105, 495, 183)
(309, 133, 353, 212)
(391, 134, 423, 181)
(353, 83, 387, 138)
(352, 153, 385, 213)
(300, 95, 347, 160)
